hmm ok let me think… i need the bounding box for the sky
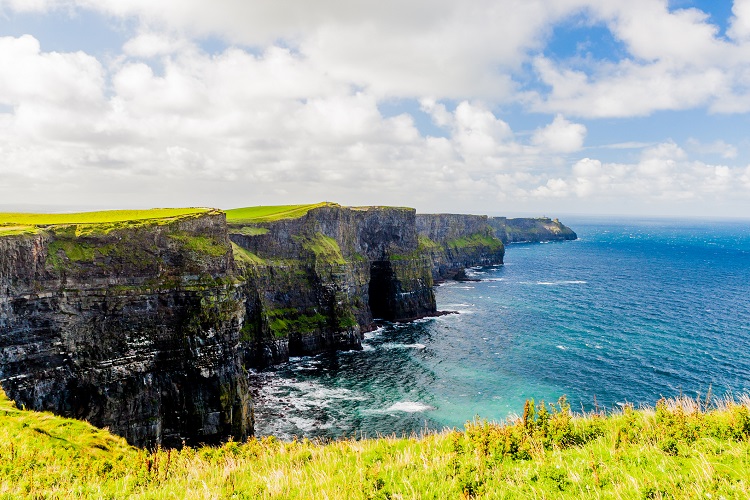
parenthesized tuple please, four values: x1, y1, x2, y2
(1, 0, 750, 217)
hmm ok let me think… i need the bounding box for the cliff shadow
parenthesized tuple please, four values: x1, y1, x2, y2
(368, 260, 397, 321)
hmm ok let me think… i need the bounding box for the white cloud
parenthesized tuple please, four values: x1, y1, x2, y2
(122, 32, 193, 58)
(562, 143, 744, 204)
(686, 139, 738, 159)
(532, 56, 728, 117)
(594, 1, 725, 65)
(0, 35, 104, 107)
(531, 114, 586, 153)
(729, 0, 750, 41)
(8, 0, 595, 101)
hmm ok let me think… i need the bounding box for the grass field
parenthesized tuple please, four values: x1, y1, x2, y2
(2, 390, 750, 499)
(0, 208, 214, 236)
(225, 202, 336, 223)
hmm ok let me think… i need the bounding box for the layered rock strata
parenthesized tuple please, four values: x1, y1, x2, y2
(0, 212, 251, 448)
(415, 214, 505, 281)
(229, 205, 438, 367)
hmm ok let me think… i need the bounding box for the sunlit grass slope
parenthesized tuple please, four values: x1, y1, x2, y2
(3, 391, 750, 499)
(225, 202, 337, 223)
(0, 208, 214, 236)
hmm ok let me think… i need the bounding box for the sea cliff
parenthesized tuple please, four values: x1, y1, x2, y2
(0, 211, 251, 448)
(490, 216, 577, 243)
(0, 204, 575, 447)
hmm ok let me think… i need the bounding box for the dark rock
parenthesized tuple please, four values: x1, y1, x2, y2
(0, 213, 252, 448)
(415, 213, 505, 281)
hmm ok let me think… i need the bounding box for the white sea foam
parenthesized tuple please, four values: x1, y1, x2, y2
(383, 343, 426, 350)
(364, 327, 385, 340)
(385, 402, 434, 413)
(556, 345, 568, 350)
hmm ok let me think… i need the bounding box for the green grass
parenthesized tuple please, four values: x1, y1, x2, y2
(231, 243, 266, 266)
(4, 391, 750, 498)
(0, 208, 214, 236)
(447, 232, 504, 251)
(300, 232, 347, 265)
(0, 208, 212, 226)
(225, 203, 337, 223)
(168, 233, 228, 258)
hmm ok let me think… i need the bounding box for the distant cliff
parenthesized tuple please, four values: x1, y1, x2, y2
(0, 204, 574, 447)
(489, 217, 577, 243)
(415, 214, 505, 281)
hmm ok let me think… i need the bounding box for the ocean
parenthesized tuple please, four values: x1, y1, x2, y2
(252, 217, 750, 440)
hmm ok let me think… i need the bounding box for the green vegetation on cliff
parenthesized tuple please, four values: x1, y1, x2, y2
(168, 232, 228, 258)
(300, 232, 347, 265)
(446, 232, 504, 251)
(266, 308, 329, 338)
(225, 202, 337, 223)
(3, 390, 750, 498)
(231, 242, 265, 266)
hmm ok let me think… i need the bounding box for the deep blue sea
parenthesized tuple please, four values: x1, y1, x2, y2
(253, 217, 750, 439)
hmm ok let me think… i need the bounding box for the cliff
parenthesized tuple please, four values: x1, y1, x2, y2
(228, 205, 438, 366)
(0, 204, 573, 447)
(0, 211, 252, 448)
(489, 217, 577, 243)
(415, 214, 505, 281)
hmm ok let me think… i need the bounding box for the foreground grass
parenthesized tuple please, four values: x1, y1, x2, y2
(2, 392, 750, 498)
(225, 202, 336, 223)
(0, 208, 213, 236)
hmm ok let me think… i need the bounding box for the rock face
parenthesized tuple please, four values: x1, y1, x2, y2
(0, 212, 252, 448)
(489, 217, 577, 243)
(0, 204, 574, 447)
(229, 205, 438, 367)
(415, 214, 505, 281)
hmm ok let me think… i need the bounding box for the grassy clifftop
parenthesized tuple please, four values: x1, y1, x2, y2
(0, 208, 215, 236)
(225, 202, 338, 223)
(2, 390, 750, 498)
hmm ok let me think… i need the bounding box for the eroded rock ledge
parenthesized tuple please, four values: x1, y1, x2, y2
(0, 205, 575, 447)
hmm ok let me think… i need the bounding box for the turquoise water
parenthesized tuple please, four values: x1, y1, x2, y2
(253, 217, 750, 439)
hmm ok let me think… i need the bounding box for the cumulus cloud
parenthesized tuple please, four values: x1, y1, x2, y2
(729, 0, 750, 41)
(532, 56, 728, 117)
(0, 35, 104, 107)
(528, 1, 750, 117)
(531, 115, 586, 153)
(686, 139, 739, 160)
(563, 143, 741, 203)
